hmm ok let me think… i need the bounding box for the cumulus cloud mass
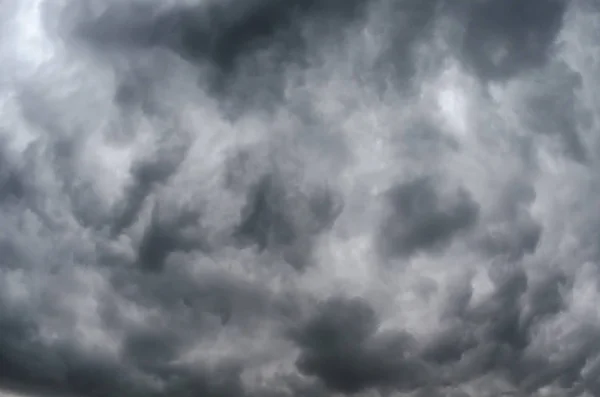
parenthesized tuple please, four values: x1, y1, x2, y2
(2, 0, 600, 396)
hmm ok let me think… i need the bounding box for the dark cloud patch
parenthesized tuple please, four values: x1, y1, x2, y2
(0, 275, 269, 397)
(0, 240, 22, 271)
(399, 119, 460, 157)
(71, 1, 169, 50)
(522, 272, 569, 329)
(527, 94, 586, 163)
(479, 216, 542, 261)
(421, 270, 531, 386)
(112, 145, 188, 237)
(234, 175, 343, 270)
(96, 267, 306, 396)
(0, 331, 243, 397)
(462, 0, 567, 80)
(136, 204, 208, 273)
(17, 89, 67, 139)
(478, 180, 542, 261)
(474, 268, 529, 350)
(579, 355, 600, 396)
(370, 0, 442, 89)
(122, 326, 185, 372)
(0, 152, 25, 205)
(0, 300, 149, 397)
(292, 296, 378, 347)
(421, 324, 477, 367)
(15, 87, 182, 232)
(174, 0, 369, 113)
(59, 349, 150, 397)
(0, 307, 55, 394)
(68, 354, 244, 397)
(379, 177, 479, 259)
(161, 365, 245, 397)
(172, 0, 368, 71)
(75, 0, 370, 113)
(521, 327, 600, 394)
(16, 92, 96, 224)
(235, 176, 295, 251)
(107, 259, 294, 333)
(117, 152, 206, 274)
(290, 296, 433, 393)
(416, 269, 578, 392)
(113, 71, 161, 118)
(520, 62, 588, 163)
(136, 217, 181, 273)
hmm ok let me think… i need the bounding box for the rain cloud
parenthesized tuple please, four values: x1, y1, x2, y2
(2, 0, 600, 396)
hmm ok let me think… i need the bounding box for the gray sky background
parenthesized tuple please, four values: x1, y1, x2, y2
(1, 0, 600, 396)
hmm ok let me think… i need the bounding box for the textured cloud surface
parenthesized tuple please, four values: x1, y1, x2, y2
(2, 0, 600, 396)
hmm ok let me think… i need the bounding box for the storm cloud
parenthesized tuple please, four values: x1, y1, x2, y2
(1, 0, 600, 396)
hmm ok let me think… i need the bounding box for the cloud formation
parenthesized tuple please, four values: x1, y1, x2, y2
(2, 0, 600, 396)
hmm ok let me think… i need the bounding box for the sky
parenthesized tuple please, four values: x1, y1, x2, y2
(1, 0, 600, 396)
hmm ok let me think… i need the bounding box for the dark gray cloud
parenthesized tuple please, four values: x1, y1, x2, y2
(74, 0, 370, 114)
(0, 152, 25, 210)
(0, 299, 151, 397)
(135, 203, 206, 272)
(2, 0, 600, 396)
(378, 177, 479, 259)
(77, 0, 368, 68)
(290, 296, 433, 393)
(461, 0, 568, 80)
(111, 144, 190, 236)
(517, 60, 589, 163)
(285, 270, 575, 395)
(234, 174, 343, 271)
(169, 0, 368, 70)
(477, 179, 542, 261)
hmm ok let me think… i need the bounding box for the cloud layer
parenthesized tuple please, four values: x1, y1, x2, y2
(2, 0, 600, 396)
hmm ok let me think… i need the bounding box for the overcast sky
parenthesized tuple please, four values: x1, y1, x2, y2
(1, 0, 600, 396)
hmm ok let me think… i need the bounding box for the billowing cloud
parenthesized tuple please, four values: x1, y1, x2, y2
(2, 0, 600, 396)
(378, 176, 479, 259)
(461, 0, 568, 80)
